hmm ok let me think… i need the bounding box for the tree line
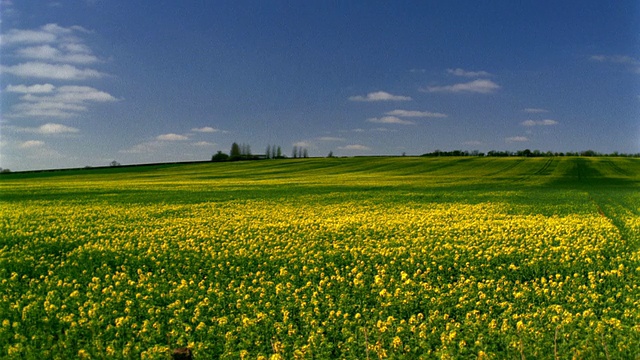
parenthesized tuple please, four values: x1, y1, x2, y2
(211, 142, 310, 162)
(421, 149, 640, 158)
(211, 143, 640, 163)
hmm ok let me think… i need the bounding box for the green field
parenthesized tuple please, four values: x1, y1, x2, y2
(1, 157, 639, 359)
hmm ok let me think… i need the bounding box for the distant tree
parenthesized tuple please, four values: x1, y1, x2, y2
(303, 148, 308, 158)
(110, 160, 121, 167)
(271, 145, 277, 159)
(327, 151, 334, 158)
(0, 168, 10, 173)
(230, 142, 241, 158)
(265, 145, 271, 159)
(518, 149, 531, 157)
(240, 143, 251, 157)
(211, 151, 229, 162)
(292, 146, 298, 159)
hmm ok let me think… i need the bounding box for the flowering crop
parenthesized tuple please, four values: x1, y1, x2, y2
(0, 157, 638, 358)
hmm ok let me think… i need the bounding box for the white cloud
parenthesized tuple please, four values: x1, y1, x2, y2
(1, 62, 105, 80)
(338, 144, 371, 151)
(447, 68, 491, 77)
(5, 83, 55, 93)
(16, 44, 98, 64)
(8, 85, 117, 118)
(51, 86, 116, 102)
(293, 141, 311, 148)
(0, 22, 91, 44)
(349, 91, 412, 102)
(523, 108, 548, 113)
(521, 119, 558, 126)
(591, 54, 640, 74)
(40, 23, 91, 35)
(317, 136, 345, 141)
(17, 123, 79, 134)
(156, 133, 188, 141)
(424, 79, 500, 94)
(367, 116, 415, 125)
(590, 55, 639, 65)
(191, 126, 219, 133)
(2, 24, 103, 77)
(385, 109, 447, 118)
(19, 140, 45, 148)
(1, 28, 57, 45)
(1, 24, 114, 122)
(11, 101, 87, 118)
(38, 123, 79, 134)
(192, 141, 215, 147)
(506, 136, 529, 143)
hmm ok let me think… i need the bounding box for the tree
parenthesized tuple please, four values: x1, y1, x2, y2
(292, 146, 298, 158)
(303, 148, 308, 158)
(110, 160, 120, 167)
(276, 146, 282, 159)
(265, 145, 272, 159)
(327, 151, 334, 158)
(230, 142, 241, 158)
(211, 151, 229, 162)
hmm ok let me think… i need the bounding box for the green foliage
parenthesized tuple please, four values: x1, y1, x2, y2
(211, 151, 229, 162)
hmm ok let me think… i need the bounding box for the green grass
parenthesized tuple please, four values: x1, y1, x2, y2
(2, 156, 638, 197)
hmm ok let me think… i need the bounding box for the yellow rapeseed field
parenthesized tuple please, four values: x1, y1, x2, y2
(0, 157, 638, 359)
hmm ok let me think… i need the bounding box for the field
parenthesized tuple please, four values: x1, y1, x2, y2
(1, 156, 639, 359)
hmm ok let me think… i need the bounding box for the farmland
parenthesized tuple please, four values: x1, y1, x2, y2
(1, 157, 639, 359)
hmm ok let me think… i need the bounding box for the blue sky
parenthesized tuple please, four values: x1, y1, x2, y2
(1, 1, 639, 171)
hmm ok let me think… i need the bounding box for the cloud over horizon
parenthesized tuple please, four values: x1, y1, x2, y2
(349, 91, 412, 102)
(424, 79, 501, 94)
(16, 123, 80, 134)
(521, 119, 558, 126)
(385, 109, 447, 118)
(447, 68, 491, 77)
(338, 144, 371, 151)
(506, 136, 529, 143)
(523, 108, 549, 113)
(156, 133, 189, 141)
(191, 126, 220, 133)
(366, 116, 415, 125)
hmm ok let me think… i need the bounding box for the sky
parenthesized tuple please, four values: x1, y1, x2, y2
(1, 1, 639, 171)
